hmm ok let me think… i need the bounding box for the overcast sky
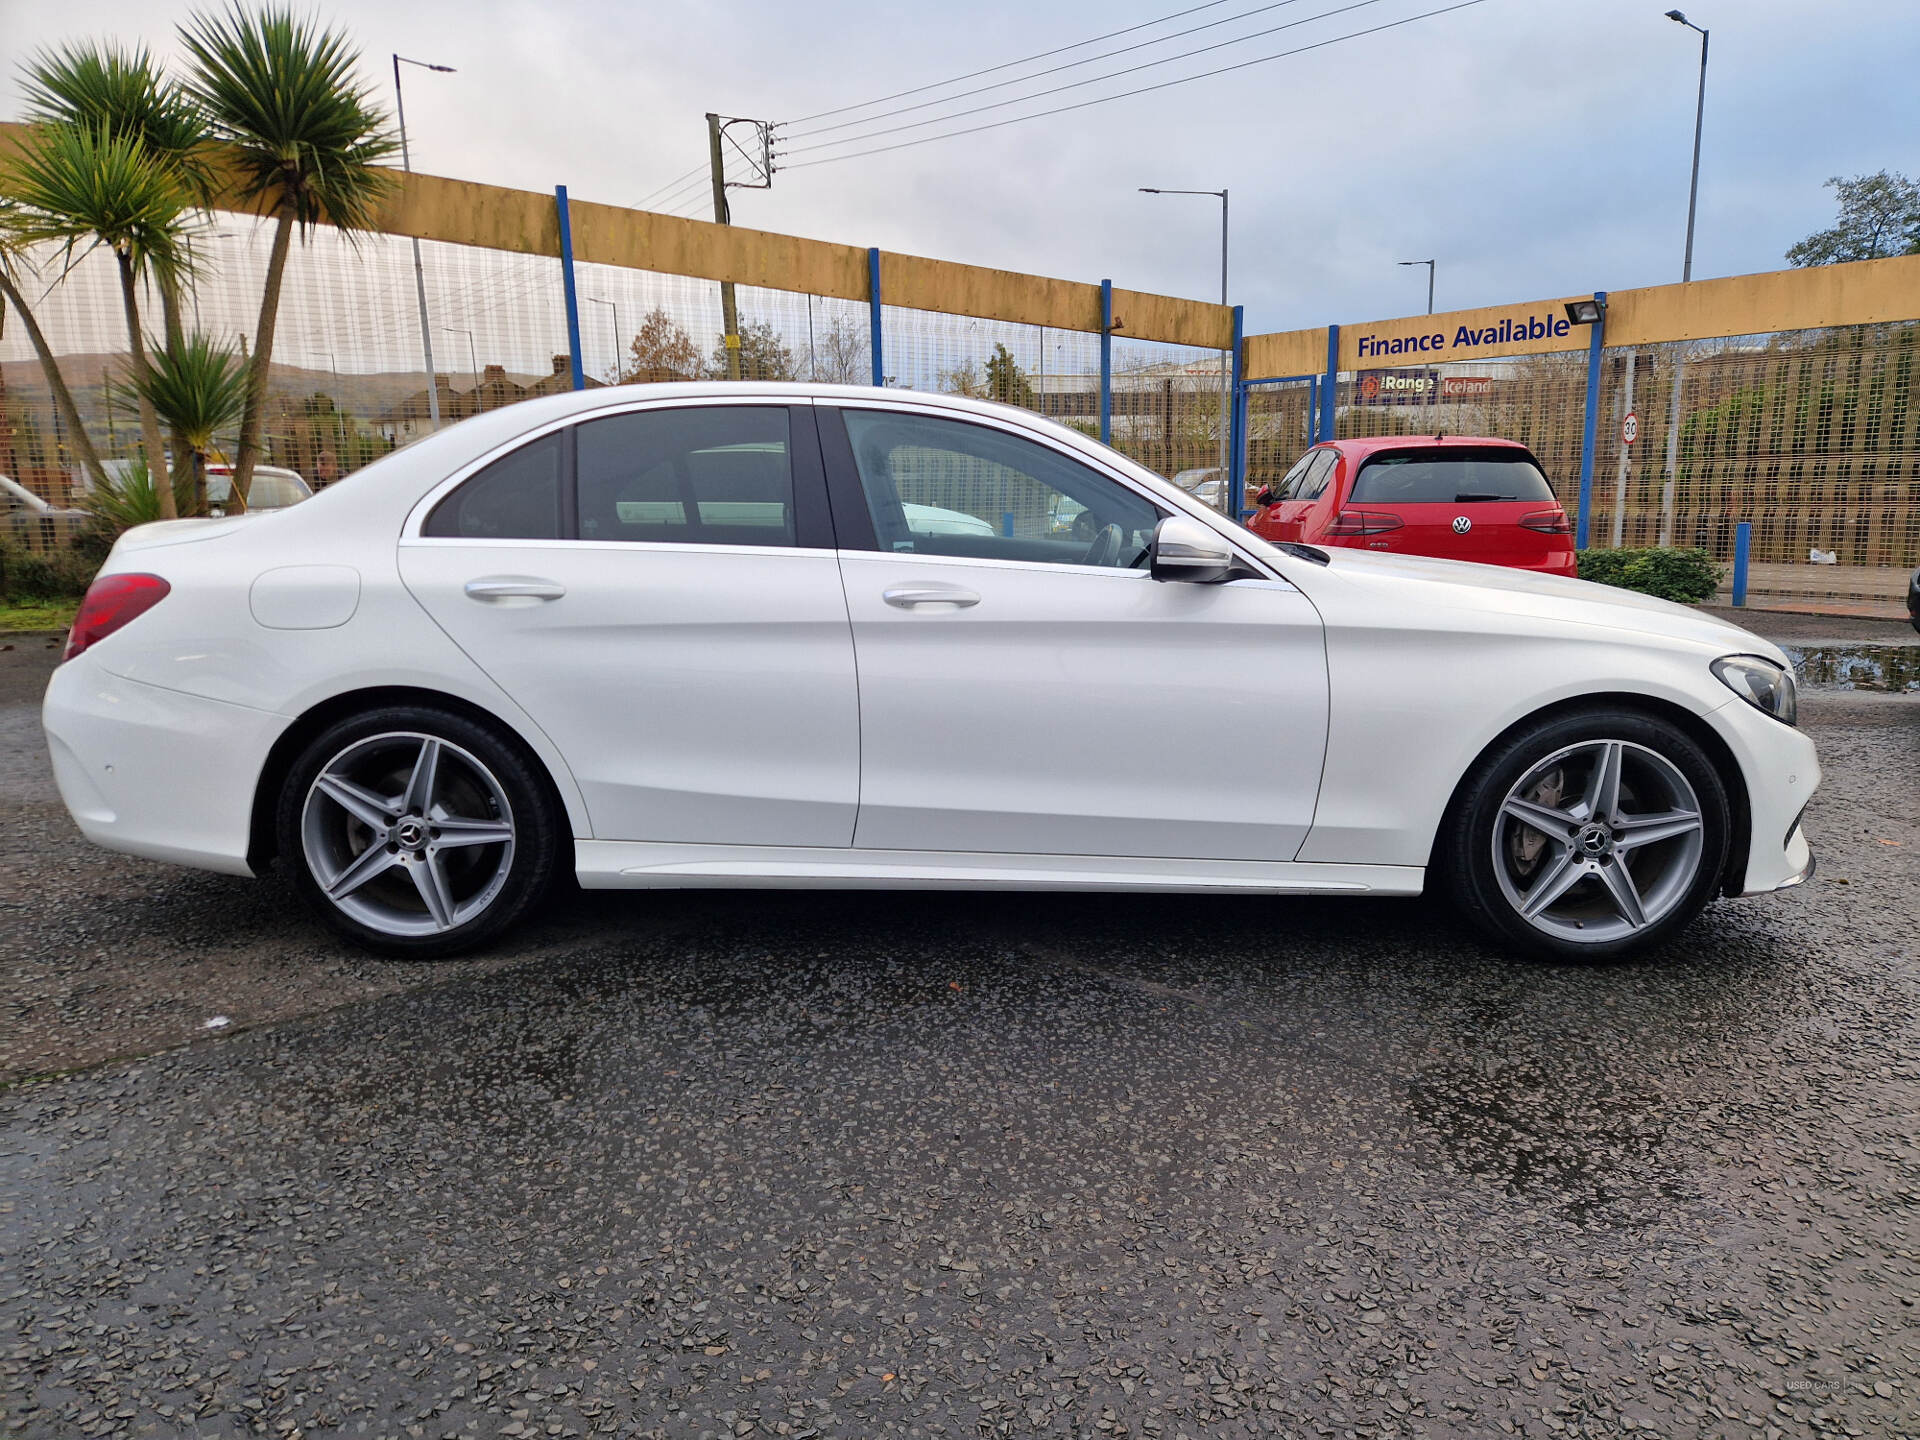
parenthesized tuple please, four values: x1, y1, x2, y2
(2, 0, 1915, 341)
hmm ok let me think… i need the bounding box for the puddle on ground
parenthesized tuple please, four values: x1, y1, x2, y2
(1781, 644, 1920, 693)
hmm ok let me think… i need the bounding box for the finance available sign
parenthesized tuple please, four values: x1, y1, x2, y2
(1339, 297, 1590, 369)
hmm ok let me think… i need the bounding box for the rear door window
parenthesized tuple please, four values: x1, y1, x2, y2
(1350, 447, 1555, 504)
(576, 406, 796, 546)
(1297, 449, 1338, 501)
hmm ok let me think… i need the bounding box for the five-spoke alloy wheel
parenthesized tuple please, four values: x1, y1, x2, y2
(1439, 708, 1731, 961)
(278, 706, 561, 956)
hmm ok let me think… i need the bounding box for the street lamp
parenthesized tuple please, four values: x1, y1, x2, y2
(1661, 9, 1710, 546)
(1140, 186, 1231, 494)
(1397, 259, 1435, 315)
(586, 297, 623, 380)
(443, 326, 478, 398)
(394, 54, 456, 427)
(1665, 11, 1709, 283)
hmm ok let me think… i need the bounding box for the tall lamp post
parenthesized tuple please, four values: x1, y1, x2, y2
(1397, 258, 1435, 314)
(1659, 10, 1709, 545)
(587, 296, 622, 381)
(394, 54, 455, 429)
(1140, 186, 1230, 500)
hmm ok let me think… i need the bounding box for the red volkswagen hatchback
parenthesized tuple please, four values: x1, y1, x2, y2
(1246, 435, 1577, 576)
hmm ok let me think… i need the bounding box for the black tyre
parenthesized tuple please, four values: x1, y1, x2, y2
(1436, 706, 1731, 962)
(276, 705, 562, 958)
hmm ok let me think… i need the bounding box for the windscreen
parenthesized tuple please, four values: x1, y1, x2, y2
(1350, 448, 1555, 504)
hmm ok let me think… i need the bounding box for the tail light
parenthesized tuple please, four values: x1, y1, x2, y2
(1326, 509, 1404, 536)
(1519, 508, 1573, 534)
(63, 573, 170, 662)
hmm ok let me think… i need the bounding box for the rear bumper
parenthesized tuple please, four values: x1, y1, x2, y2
(42, 652, 284, 876)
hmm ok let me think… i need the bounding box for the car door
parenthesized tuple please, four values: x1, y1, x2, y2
(820, 401, 1329, 862)
(1273, 448, 1338, 541)
(1248, 449, 1315, 541)
(398, 401, 860, 846)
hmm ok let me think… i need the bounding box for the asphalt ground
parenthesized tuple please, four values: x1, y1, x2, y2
(3, 629, 1917, 1439)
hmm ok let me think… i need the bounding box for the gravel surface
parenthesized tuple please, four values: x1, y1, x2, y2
(3, 637, 1917, 1439)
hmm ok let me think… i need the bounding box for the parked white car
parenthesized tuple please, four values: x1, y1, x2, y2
(44, 383, 1816, 960)
(1, 472, 87, 546)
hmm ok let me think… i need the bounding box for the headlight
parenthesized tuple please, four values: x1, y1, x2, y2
(1712, 654, 1798, 726)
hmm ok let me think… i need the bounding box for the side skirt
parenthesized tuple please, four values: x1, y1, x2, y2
(575, 841, 1425, 895)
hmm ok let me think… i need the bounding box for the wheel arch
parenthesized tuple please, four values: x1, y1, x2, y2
(1426, 691, 1751, 897)
(248, 685, 580, 874)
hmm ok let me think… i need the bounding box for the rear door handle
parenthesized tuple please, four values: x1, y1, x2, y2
(464, 575, 566, 602)
(883, 585, 980, 609)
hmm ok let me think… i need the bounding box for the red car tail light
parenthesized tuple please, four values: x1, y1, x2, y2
(1326, 509, 1404, 536)
(1519, 508, 1573, 534)
(62, 573, 170, 662)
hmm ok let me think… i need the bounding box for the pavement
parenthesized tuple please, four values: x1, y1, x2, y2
(3, 625, 1917, 1440)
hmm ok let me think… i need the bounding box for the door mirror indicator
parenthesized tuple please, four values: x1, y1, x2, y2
(1149, 516, 1238, 584)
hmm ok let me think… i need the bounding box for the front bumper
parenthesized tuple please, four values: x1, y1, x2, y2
(1699, 691, 1822, 897)
(42, 652, 285, 876)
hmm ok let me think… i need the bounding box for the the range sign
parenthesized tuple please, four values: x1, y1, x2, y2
(1355, 371, 1496, 404)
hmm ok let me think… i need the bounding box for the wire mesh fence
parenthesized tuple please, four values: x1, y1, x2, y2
(1587, 325, 1917, 612)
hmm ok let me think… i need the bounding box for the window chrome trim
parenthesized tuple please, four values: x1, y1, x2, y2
(402, 395, 807, 542)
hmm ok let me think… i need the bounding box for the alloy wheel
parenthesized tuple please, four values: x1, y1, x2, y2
(1491, 738, 1706, 945)
(299, 731, 517, 937)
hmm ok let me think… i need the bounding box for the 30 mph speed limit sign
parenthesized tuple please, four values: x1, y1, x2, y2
(1621, 410, 1639, 446)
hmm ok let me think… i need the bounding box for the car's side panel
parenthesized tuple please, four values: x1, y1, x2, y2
(1293, 575, 1765, 867)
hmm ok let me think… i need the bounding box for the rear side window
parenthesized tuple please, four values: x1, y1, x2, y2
(423, 433, 563, 538)
(576, 406, 795, 546)
(1350, 447, 1555, 504)
(1298, 449, 1338, 500)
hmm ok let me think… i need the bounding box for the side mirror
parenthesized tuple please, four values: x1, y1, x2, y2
(1149, 515, 1238, 584)
(1253, 488, 1274, 507)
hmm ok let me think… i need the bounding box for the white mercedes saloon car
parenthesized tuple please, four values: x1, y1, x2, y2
(44, 383, 1817, 961)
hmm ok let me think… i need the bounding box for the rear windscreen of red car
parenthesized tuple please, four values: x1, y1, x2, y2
(1350, 448, 1555, 504)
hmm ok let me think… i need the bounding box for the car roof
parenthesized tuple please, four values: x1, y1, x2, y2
(1317, 434, 1530, 457)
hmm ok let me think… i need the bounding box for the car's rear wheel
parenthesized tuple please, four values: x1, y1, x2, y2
(1438, 707, 1731, 961)
(276, 706, 561, 957)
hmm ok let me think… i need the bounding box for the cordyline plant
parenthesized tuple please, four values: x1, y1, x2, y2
(133, 330, 248, 514)
(179, 4, 397, 508)
(1, 122, 194, 518)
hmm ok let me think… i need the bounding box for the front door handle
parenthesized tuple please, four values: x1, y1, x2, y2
(464, 575, 566, 602)
(883, 585, 980, 609)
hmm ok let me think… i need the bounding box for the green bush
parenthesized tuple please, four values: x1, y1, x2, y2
(1576, 546, 1723, 603)
(0, 540, 97, 602)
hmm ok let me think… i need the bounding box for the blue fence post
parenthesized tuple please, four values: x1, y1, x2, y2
(1228, 304, 1246, 516)
(1575, 290, 1607, 549)
(1318, 324, 1340, 444)
(867, 248, 884, 387)
(1732, 521, 1751, 606)
(1099, 279, 1113, 444)
(555, 185, 585, 392)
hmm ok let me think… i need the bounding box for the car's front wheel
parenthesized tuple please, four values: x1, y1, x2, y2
(1438, 707, 1731, 961)
(276, 706, 562, 957)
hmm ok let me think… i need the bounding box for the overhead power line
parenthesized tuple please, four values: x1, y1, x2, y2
(782, 0, 1384, 158)
(785, 0, 1243, 127)
(781, 0, 1490, 170)
(783, 0, 1316, 141)
(633, 161, 709, 210)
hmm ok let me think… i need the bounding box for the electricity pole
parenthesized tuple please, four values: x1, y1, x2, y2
(707, 113, 742, 381)
(394, 54, 455, 426)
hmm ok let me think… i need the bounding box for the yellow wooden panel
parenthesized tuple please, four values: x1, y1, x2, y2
(1605, 254, 1920, 344)
(1243, 328, 1329, 378)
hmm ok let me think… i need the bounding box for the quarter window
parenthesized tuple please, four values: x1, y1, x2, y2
(577, 406, 796, 546)
(422, 432, 563, 539)
(839, 410, 1161, 568)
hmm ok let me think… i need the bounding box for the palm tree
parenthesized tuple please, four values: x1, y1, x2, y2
(20, 42, 214, 352)
(1, 125, 193, 518)
(20, 41, 214, 487)
(180, 5, 396, 507)
(133, 331, 247, 515)
(0, 208, 111, 492)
